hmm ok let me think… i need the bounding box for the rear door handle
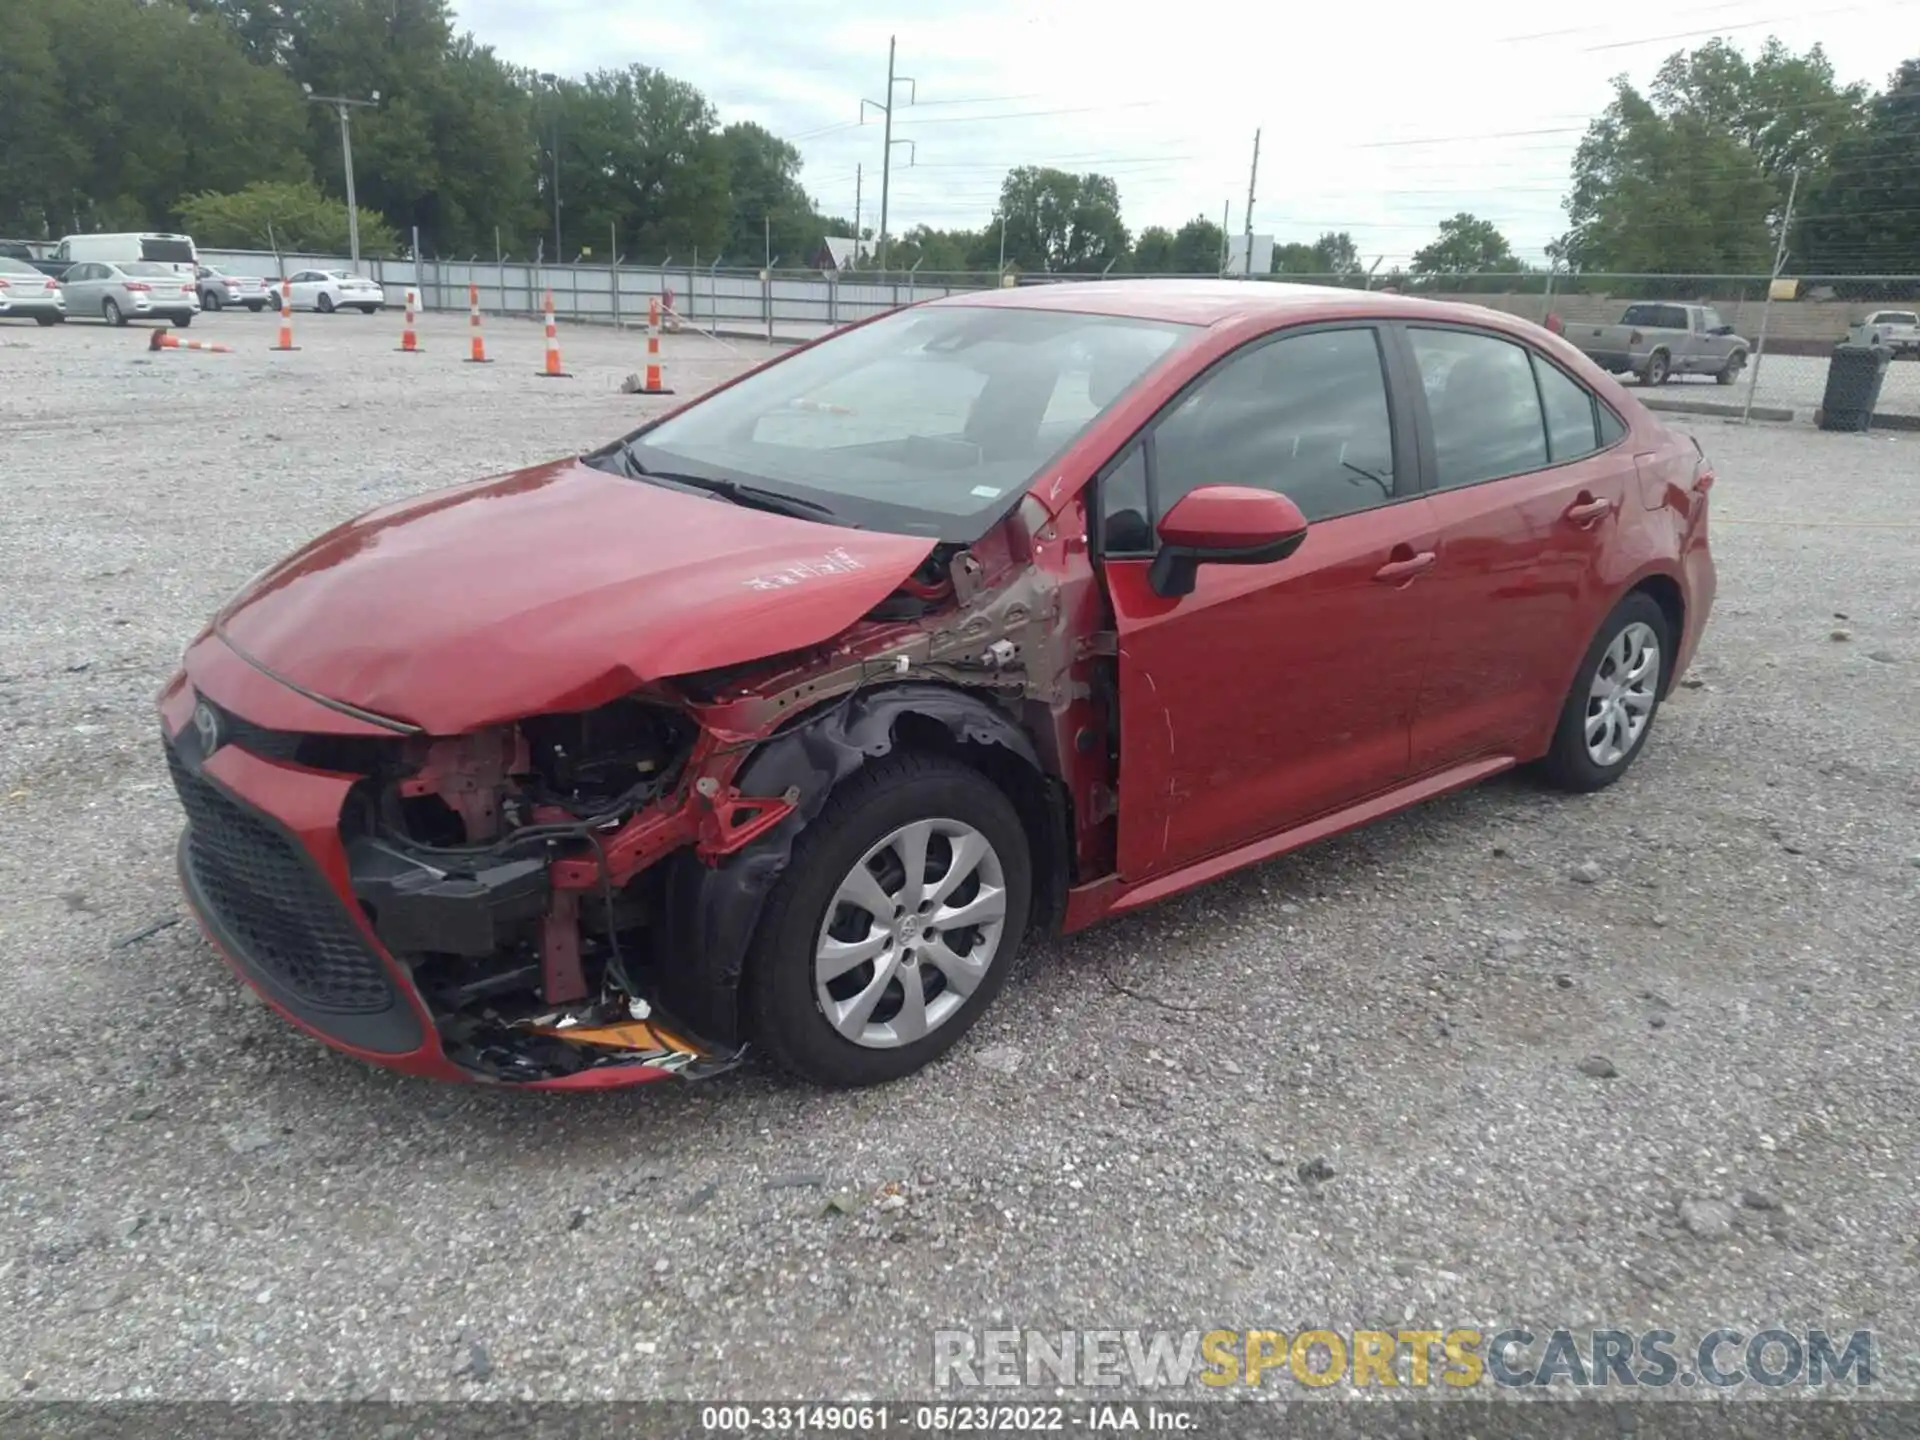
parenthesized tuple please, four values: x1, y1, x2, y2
(1372, 550, 1437, 584)
(1565, 494, 1613, 525)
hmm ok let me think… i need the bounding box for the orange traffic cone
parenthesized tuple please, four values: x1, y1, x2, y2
(465, 283, 492, 364)
(271, 278, 298, 351)
(537, 290, 570, 379)
(396, 289, 423, 352)
(149, 329, 232, 354)
(635, 295, 673, 395)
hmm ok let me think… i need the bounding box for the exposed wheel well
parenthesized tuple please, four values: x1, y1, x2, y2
(1630, 574, 1685, 694)
(887, 712, 1072, 938)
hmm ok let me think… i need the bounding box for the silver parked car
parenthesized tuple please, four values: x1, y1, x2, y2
(195, 265, 271, 312)
(61, 260, 200, 327)
(0, 255, 67, 325)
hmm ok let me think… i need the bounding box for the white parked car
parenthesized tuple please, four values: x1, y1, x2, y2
(285, 269, 387, 314)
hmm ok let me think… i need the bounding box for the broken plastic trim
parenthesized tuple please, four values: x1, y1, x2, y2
(655, 681, 1045, 1046)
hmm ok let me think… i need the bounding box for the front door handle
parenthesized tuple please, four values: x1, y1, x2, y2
(1564, 493, 1613, 526)
(1372, 549, 1437, 585)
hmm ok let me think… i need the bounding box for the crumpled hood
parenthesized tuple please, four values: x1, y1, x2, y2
(215, 458, 936, 733)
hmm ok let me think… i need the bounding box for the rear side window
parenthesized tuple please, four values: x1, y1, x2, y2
(141, 238, 195, 264)
(1597, 406, 1627, 446)
(1408, 328, 1547, 488)
(1533, 356, 1600, 462)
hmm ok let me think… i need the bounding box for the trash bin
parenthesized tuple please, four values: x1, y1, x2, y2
(1815, 342, 1892, 432)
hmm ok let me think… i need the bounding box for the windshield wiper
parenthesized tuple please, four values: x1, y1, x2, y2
(627, 462, 845, 525)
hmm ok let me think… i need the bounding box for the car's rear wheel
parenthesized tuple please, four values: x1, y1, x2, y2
(1538, 592, 1671, 793)
(317, 293, 335, 314)
(745, 752, 1031, 1087)
(203, 291, 222, 311)
(359, 305, 378, 314)
(102, 298, 124, 327)
(34, 314, 58, 327)
(1642, 350, 1670, 386)
(1716, 350, 1746, 385)
(176, 313, 192, 328)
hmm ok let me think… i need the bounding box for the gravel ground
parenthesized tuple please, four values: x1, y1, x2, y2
(2, 309, 1918, 1404)
(1638, 351, 1920, 420)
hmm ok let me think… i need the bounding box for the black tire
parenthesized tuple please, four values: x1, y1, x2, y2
(1716, 350, 1746, 385)
(202, 291, 222, 311)
(176, 313, 192, 328)
(1642, 350, 1670, 386)
(359, 305, 378, 314)
(245, 302, 266, 312)
(744, 751, 1032, 1088)
(34, 314, 58, 327)
(317, 292, 336, 314)
(102, 298, 125, 327)
(1536, 592, 1673, 793)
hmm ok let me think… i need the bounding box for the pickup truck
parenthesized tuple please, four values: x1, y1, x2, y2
(1861, 310, 1920, 357)
(1564, 302, 1750, 386)
(0, 239, 71, 282)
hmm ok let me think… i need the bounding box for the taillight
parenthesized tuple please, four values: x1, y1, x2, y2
(44, 278, 58, 290)
(0, 278, 10, 289)
(181, 284, 193, 294)
(123, 281, 152, 292)
(1690, 438, 1715, 493)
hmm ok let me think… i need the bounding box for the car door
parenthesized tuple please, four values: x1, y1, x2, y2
(289, 271, 322, 309)
(1395, 323, 1637, 774)
(62, 263, 100, 312)
(1100, 323, 1440, 880)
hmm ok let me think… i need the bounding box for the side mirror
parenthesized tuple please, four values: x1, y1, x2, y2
(1148, 485, 1310, 598)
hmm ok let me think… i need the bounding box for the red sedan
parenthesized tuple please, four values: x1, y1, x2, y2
(159, 281, 1715, 1089)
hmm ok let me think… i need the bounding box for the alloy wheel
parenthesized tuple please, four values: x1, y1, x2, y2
(1585, 621, 1661, 767)
(813, 817, 1008, 1049)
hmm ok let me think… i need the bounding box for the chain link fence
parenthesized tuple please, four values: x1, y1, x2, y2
(192, 248, 1919, 428)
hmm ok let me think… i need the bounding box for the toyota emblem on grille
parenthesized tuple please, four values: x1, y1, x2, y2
(193, 700, 223, 755)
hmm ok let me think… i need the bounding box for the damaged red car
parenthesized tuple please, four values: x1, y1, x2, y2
(159, 280, 1715, 1089)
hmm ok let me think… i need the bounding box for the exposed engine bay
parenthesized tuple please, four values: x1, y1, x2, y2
(314, 500, 1103, 1085)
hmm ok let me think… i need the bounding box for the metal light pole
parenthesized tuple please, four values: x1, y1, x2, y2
(301, 85, 380, 266)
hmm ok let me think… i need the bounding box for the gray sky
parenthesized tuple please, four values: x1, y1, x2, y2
(453, 0, 1914, 264)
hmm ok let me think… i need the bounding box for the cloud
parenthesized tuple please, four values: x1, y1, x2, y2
(453, 0, 1911, 263)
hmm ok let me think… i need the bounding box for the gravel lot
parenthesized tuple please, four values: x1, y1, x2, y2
(1641, 351, 1920, 420)
(2, 308, 1917, 1404)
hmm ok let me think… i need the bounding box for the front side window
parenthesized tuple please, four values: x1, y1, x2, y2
(624, 305, 1190, 539)
(1149, 327, 1398, 523)
(1409, 328, 1548, 488)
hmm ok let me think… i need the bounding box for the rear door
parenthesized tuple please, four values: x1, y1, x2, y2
(62, 263, 100, 310)
(1396, 324, 1637, 773)
(1100, 323, 1441, 879)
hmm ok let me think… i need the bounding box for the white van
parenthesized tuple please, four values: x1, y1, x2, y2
(55, 232, 199, 275)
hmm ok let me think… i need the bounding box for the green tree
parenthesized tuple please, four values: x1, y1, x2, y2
(1410, 213, 1517, 275)
(1167, 214, 1225, 273)
(1131, 225, 1176, 272)
(885, 225, 992, 273)
(1272, 230, 1362, 276)
(0, 0, 83, 235)
(179, 180, 398, 254)
(1799, 58, 1920, 274)
(995, 167, 1129, 272)
(1563, 38, 1868, 274)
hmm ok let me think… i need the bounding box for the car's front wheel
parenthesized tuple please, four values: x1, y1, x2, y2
(1538, 592, 1672, 792)
(745, 752, 1031, 1087)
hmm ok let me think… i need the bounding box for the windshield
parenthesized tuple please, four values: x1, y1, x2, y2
(140, 237, 195, 264)
(620, 305, 1189, 538)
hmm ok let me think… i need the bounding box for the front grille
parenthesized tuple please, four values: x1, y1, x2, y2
(166, 744, 397, 1014)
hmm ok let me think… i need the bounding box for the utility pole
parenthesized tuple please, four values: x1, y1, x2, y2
(1242, 128, 1261, 279)
(301, 85, 379, 266)
(1218, 200, 1229, 275)
(540, 73, 563, 265)
(1743, 167, 1800, 426)
(861, 36, 916, 272)
(853, 164, 863, 267)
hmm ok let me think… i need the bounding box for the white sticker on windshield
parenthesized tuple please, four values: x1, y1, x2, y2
(970, 485, 1002, 499)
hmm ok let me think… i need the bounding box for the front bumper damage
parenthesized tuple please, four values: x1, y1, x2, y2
(158, 662, 759, 1088)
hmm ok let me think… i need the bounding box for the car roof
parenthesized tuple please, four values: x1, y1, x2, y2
(924, 276, 1562, 340)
